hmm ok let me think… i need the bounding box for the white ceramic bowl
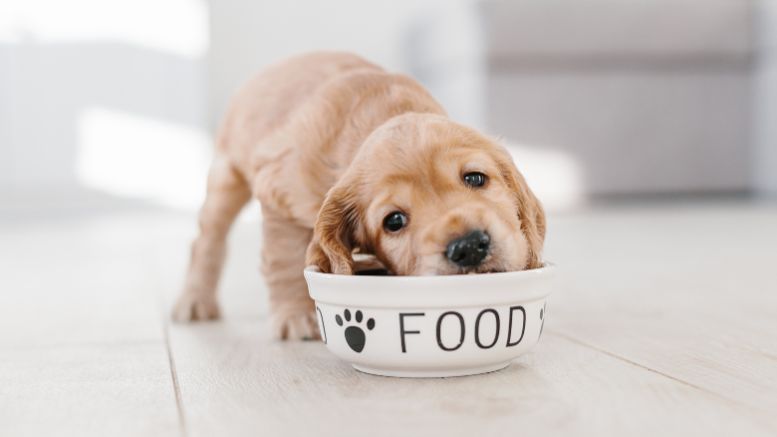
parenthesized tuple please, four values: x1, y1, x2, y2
(303, 263, 555, 378)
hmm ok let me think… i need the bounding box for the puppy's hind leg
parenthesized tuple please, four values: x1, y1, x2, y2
(261, 209, 319, 340)
(173, 156, 250, 322)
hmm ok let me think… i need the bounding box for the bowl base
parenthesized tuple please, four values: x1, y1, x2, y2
(352, 361, 511, 378)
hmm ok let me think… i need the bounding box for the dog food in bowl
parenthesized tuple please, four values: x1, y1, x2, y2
(303, 263, 555, 378)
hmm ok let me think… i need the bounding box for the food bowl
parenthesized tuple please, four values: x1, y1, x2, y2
(303, 263, 555, 378)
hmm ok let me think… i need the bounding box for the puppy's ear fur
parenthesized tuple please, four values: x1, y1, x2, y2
(306, 184, 361, 275)
(494, 149, 546, 269)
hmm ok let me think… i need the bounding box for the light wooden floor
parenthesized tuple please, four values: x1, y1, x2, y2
(2, 200, 776, 436)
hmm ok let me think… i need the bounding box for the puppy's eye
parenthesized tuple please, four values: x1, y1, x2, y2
(463, 172, 487, 188)
(383, 211, 407, 232)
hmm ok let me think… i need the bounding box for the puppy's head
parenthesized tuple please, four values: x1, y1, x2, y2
(306, 113, 545, 276)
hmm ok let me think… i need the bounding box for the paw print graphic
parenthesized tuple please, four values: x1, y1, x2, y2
(335, 309, 375, 353)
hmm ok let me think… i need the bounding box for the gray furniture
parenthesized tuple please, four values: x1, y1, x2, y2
(408, 0, 762, 196)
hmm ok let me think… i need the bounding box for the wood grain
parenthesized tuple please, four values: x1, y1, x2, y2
(544, 203, 777, 413)
(2, 202, 776, 436)
(0, 343, 180, 437)
(168, 321, 774, 437)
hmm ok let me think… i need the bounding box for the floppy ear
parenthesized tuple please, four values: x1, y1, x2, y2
(495, 150, 546, 269)
(305, 184, 361, 275)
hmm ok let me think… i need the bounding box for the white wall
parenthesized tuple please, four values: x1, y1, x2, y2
(207, 0, 446, 129)
(1, 0, 775, 208)
(0, 0, 211, 208)
(0, 47, 13, 190)
(0, 0, 452, 208)
(0, 0, 451, 207)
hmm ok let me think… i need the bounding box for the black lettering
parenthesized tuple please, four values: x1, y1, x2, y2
(506, 306, 526, 347)
(436, 311, 465, 351)
(399, 312, 425, 353)
(316, 306, 327, 344)
(475, 308, 500, 349)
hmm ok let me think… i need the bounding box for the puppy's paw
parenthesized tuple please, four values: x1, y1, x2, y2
(171, 292, 221, 322)
(272, 310, 320, 341)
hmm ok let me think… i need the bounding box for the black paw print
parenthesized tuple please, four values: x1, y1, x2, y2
(335, 309, 375, 353)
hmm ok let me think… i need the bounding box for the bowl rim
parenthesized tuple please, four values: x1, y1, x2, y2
(304, 262, 555, 281)
(304, 262, 556, 308)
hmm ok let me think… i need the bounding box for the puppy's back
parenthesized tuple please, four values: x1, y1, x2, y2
(217, 52, 382, 157)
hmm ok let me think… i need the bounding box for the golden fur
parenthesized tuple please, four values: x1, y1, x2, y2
(173, 52, 545, 339)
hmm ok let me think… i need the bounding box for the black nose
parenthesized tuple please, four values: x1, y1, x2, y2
(446, 230, 490, 267)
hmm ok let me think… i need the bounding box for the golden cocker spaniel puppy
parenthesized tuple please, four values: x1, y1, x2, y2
(173, 52, 545, 339)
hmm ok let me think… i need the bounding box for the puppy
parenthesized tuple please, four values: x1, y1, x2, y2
(172, 52, 545, 339)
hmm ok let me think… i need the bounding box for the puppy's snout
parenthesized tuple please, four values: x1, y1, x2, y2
(445, 230, 490, 267)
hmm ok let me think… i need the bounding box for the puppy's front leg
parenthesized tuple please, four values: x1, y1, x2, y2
(261, 209, 320, 340)
(173, 157, 250, 322)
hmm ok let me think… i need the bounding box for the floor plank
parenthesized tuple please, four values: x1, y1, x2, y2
(168, 320, 774, 437)
(543, 202, 777, 413)
(4, 201, 776, 436)
(0, 216, 169, 347)
(0, 213, 185, 436)
(0, 342, 181, 437)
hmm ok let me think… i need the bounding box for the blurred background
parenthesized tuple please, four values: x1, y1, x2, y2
(2, 0, 775, 217)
